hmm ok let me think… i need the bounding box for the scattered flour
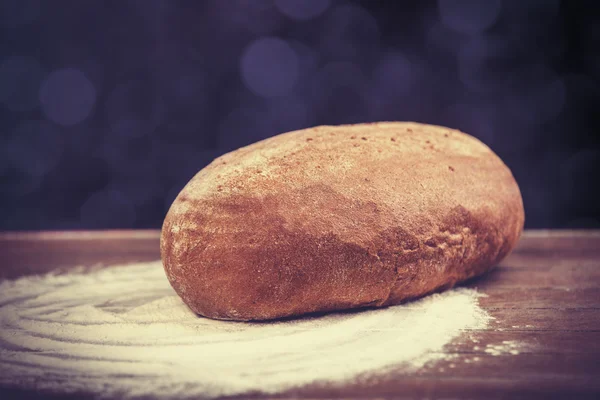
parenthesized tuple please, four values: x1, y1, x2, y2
(0, 261, 492, 398)
(485, 340, 523, 356)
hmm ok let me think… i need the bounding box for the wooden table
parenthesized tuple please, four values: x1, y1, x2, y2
(0, 230, 599, 399)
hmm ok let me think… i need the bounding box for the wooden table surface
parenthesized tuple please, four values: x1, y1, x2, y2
(0, 230, 599, 399)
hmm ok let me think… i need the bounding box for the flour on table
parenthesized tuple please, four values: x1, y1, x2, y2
(0, 261, 490, 398)
(485, 340, 523, 355)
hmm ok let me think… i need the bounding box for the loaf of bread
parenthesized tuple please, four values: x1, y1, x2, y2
(161, 122, 524, 321)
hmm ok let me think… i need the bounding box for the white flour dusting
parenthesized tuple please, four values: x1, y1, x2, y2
(0, 261, 491, 398)
(485, 340, 522, 356)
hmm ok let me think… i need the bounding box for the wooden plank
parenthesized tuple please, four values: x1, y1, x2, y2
(268, 350, 600, 400)
(444, 331, 600, 354)
(281, 374, 600, 400)
(471, 263, 600, 289)
(0, 230, 598, 279)
(484, 308, 600, 331)
(0, 230, 161, 279)
(0, 230, 598, 399)
(473, 287, 600, 309)
(511, 230, 600, 255)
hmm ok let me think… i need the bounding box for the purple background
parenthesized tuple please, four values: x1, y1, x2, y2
(0, 0, 599, 230)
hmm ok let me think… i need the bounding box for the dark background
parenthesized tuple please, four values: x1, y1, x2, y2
(0, 0, 598, 230)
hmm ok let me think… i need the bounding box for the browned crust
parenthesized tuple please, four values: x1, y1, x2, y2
(161, 122, 525, 321)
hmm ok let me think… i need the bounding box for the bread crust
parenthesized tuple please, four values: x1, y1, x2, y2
(161, 122, 524, 321)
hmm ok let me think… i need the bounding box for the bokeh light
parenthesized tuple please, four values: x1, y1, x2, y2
(240, 37, 299, 98)
(0, 0, 597, 230)
(39, 68, 97, 126)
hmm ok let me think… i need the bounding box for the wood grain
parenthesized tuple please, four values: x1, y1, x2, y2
(0, 230, 599, 400)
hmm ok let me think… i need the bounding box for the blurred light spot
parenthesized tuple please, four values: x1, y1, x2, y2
(275, 0, 331, 20)
(372, 52, 414, 96)
(105, 80, 166, 131)
(80, 189, 136, 228)
(0, 56, 45, 111)
(0, 0, 41, 29)
(441, 104, 495, 145)
(320, 5, 380, 62)
(241, 37, 299, 97)
(39, 68, 97, 126)
(438, 0, 502, 34)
